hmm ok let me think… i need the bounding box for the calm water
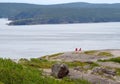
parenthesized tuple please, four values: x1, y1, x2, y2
(0, 19, 120, 59)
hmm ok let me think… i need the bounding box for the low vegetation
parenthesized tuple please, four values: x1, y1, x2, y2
(19, 58, 57, 68)
(65, 61, 86, 68)
(41, 53, 63, 59)
(98, 57, 120, 63)
(84, 50, 113, 57)
(19, 58, 99, 72)
(19, 58, 86, 69)
(48, 53, 64, 58)
(0, 58, 92, 84)
(84, 50, 97, 55)
(97, 52, 113, 56)
(116, 68, 120, 76)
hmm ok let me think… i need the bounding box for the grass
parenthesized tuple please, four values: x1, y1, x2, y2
(115, 68, 120, 76)
(98, 57, 120, 63)
(19, 58, 99, 71)
(0, 58, 42, 84)
(0, 82, 4, 84)
(41, 53, 64, 59)
(84, 50, 113, 57)
(65, 61, 99, 69)
(48, 53, 64, 58)
(19, 58, 87, 69)
(85, 62, 100, 69)
(19, 58, 57, 69)
(65, 61, 86, 68)
(84, 50, 97, 55)
(97, 52, 113, 56)
(0, 58, 91, 84)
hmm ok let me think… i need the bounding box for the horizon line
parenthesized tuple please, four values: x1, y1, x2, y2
(0, 1, 120, 5)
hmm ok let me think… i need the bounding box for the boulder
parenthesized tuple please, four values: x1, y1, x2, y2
(51, 63, 69, 78)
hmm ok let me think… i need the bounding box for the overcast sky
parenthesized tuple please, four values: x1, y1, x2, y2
(0, 0, 120, 4)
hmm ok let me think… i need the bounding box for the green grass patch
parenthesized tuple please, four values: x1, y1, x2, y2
(0, 82, 4, 84)
(86, 62, 100, 69)
(84, 50, 97, 55)
(98, 57, 120, 63)
(97, 52, 113, 56)
(115, 68, 120, 76)
(19, 58, 99, 70)
(65, 61, 99, 69)
(19, 58, 57, 69)
(0, 58, 43, 84)
(19, 58, 87, 69)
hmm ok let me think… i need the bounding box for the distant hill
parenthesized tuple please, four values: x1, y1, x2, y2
(0, 3, 41, 18)
(0, 2, 120, 25)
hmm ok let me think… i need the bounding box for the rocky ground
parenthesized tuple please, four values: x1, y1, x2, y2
(42, 49, 120, 84)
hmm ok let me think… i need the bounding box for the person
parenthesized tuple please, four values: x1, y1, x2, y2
(79, 48, 82, 51)
(75, 48, 78, 52)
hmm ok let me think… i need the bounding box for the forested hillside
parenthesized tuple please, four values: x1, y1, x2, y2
(0, 2, 120, 25)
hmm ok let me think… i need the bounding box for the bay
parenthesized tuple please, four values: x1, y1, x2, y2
(0, 19, 120, 59)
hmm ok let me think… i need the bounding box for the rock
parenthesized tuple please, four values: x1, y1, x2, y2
(74, 66, 83, 72)
(69, 69, 119, 84)
(51, 63, 69, 78)
(92, 67, 116, 77)
(83, 65, 91, 70)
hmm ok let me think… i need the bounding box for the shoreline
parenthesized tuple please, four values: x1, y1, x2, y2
(1, 18, 120, 26)
(7, 49, 120, 60)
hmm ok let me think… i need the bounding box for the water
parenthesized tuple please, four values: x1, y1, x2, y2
(0, 19, 120, 59)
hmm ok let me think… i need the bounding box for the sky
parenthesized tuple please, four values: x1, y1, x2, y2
(0, 0, 120, 5)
